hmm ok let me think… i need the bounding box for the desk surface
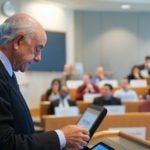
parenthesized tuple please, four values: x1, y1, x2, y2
(88, 131, 150, 150)
(76, 100, 145, 114)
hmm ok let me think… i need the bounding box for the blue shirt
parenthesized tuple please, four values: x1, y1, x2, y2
(114, 88, 138, 101)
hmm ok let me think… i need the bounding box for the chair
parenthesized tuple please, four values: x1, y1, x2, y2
(40, 93, 46, 101)
(139, 101, 150, 112)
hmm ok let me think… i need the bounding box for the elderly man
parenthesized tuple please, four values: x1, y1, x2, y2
(0, 14, 89, 150)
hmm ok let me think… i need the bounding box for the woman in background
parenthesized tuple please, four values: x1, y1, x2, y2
(41, 78, 61, 101)
(127, 65, 143, 82)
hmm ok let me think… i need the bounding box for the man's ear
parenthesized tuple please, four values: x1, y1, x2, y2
(13, 34, 25, 50)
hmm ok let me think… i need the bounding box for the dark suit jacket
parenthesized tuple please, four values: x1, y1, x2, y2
(138, 64, 150, 74)
(0, 61, 60, 150)
(47, 99, 77, 114)
(93, 96, 122, 106)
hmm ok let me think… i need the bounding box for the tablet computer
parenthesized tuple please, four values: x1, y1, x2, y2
(77, 104, 107, 138)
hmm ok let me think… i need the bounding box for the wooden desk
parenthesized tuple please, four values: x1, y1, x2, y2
(43, 112, 150, 140)
(43, 115, 80, 130)
(40, 100, 145, 126)
(40, 101, 50, 127)
(69, 86, 150, 100)
(76, 100, 145, 114)
(145, 76, 150, 85)
(98, 112, 150, 140)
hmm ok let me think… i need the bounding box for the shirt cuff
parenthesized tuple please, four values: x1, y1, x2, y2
(55, 129, 66, 149)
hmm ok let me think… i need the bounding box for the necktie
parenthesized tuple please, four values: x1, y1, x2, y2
(12, 72, 17, 83)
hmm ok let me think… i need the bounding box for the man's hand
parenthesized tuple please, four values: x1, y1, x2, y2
(60, 125, 90, 149)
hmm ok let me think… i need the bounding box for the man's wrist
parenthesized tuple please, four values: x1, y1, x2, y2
(55, 129, 66, 149)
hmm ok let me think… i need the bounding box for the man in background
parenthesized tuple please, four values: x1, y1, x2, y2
(60, 64, 79, 86)
(138, 56, 150, 75)
(47, 86, 77, 114)
(114, 78, 138, 101)
(93, 84, 121, 106)
(92, 66, 109, 85)
(0, 13, 89, 150)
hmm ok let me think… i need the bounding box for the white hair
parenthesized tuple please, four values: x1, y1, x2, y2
(0, 19, 35, 47)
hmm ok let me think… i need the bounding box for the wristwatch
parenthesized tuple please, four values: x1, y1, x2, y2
(2, 1, 15, 17)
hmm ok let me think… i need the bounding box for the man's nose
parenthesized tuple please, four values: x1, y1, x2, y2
(34, 53, 41, 62)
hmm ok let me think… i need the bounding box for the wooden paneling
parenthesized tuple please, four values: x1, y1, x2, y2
(43, 113, 150, 140)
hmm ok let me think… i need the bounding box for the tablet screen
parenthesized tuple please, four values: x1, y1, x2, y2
(91, 142, 114, 150)
(77, 104, 107, 137)
(77, 107, 100, 130)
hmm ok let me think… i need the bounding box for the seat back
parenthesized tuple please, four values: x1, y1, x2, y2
(139, 101, 150, 112)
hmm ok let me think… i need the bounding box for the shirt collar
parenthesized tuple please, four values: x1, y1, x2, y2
(0, 51, 13, 77)
(104, 96, 112, 101)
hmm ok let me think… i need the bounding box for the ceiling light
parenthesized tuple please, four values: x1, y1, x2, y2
(121, 4, 131, 9)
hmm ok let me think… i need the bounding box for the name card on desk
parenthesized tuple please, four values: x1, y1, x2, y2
(83, 93, 101, 102)
(104, 105, 125, 114)
(66, 80, 83, 88)
(98, 80, 119, 87)
(109, 127, 146, 139)
(54, 106, 79, 116)
(130, 79, 147, 87)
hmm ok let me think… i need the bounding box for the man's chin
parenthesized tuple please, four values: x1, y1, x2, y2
(18, 66, 29, 72)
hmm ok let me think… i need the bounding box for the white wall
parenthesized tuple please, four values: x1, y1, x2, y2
(0, 0, 74, 108)
(74, 11, 150, 80)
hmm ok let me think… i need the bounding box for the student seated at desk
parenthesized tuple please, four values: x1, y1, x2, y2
(127, 65, 143, 82)
(138, 55, 150, 75)
(41, 78, 61, 101)
(92, 66, 109, 85)
(75, 73, 100, 100)
(114, 78, 138, 101)
(93, 84, 121, 106)
(47, 86, 77, 114)
(60, 64, 79, 86)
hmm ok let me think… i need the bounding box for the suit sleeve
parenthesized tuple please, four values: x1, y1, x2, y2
(93, 97, 98, 105)
(0, 81, 60, 150)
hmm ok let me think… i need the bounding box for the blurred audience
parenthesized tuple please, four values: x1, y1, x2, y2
(138, 56, 150, 75)
(41, 78, 61, 101)
(75, 73, 100, 100)
(92, 66, 109, 85)
(60, 64, 79, 86)
(127, 65, 143, 82)
(47, 86, 77, 114)
(114, 78, 138, 101)
(93, 84, 121, 106)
